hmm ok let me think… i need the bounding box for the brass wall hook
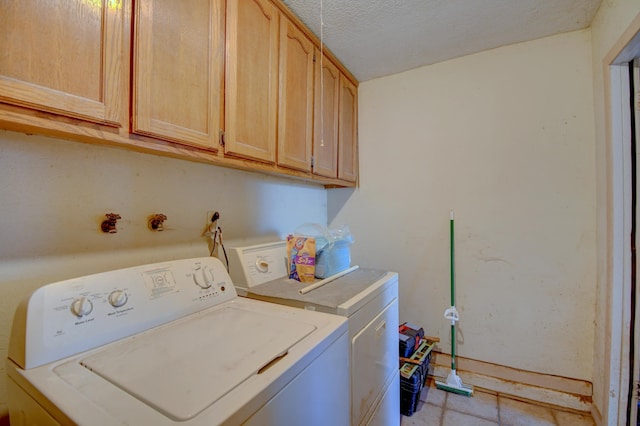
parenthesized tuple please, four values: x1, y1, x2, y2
(101, 213, 121, 234)
(149, 214, 167, 231)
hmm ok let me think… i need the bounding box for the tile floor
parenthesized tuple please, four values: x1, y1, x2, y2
(400, 380, 595, 426)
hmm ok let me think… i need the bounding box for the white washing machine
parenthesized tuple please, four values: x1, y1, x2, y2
(6, 257, 349, 425)
(227, 241, 400, 426)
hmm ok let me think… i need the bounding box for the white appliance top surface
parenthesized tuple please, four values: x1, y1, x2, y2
(79, 304, 315, 421)
(246, 269, 396, 315)
(11, 297, 346, 425)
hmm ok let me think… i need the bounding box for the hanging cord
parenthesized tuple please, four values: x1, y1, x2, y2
(319, 0, 325, 147)
(206, 212, 220, 256)
(204, 212, 228, 271)
(208, 225, 229, 272)
(217, 226, 229, 272)
(209, 226, 219, 257)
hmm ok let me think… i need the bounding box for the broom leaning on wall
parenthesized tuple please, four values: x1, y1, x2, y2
(435, 210, 474, 396)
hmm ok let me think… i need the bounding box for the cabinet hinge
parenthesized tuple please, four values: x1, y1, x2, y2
(313, 53, 316, 64)
(219, 130, 225, 147)
(311, 156, 314, 168)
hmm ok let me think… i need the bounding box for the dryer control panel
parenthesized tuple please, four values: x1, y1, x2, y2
(9, 257, 237, 369)
(227, 241, 288, 293)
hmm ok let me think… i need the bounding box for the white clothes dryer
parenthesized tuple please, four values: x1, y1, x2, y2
(227, 241, 400, 426)
(6, 257, 349, 426)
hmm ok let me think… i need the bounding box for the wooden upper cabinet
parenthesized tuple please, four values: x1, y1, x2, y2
(133, 0, 224, 150)
(338, 74, 358, 183)
(312, 51, 340, 178)
(0, 0, 126, 126)
(277, 17, 314, 172)
(0, 0, 358, 187)
(225, 0, 279, 163)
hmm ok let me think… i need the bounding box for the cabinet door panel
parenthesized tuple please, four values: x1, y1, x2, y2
(226, 0, 279, 163)
(312, 52, 340, 178)
(338, 75, 358, 182)
(0, 0, 124, 126)
(277, 18, 314, 172)
(133, 0, 224, 150)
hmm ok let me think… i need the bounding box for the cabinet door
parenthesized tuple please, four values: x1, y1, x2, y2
(0, 0, 125, 126)
(338, 75, 358, 182)
(277, 17, 314, 172)
(226, 0, 279, 163)
(133, 0, 224, 150)
(312, 51, 340, 178)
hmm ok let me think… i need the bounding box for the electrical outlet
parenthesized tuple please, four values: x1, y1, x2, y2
(206, 210, 221, 229)
(206, 211, 217, 224)
(203, 211, 218, 237)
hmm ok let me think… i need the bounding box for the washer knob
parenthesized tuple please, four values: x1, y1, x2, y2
(108, 290, 128, 308)
(193, 266, 213, 289)
(70, 297, 93, 318)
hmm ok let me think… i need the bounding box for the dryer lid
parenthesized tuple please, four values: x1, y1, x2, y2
(78, 304, 315, 421)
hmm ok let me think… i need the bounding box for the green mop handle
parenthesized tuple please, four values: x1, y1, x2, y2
(450, 210, 456, 371)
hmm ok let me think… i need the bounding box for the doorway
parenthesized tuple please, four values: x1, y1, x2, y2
(631, 58, 640, 426)
(606, 23, 640, 426)
(608, 44, 640, 426)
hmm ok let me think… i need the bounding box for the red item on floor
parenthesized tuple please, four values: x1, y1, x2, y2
(399, 322, 425, 356)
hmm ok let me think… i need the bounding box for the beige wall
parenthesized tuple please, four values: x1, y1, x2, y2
(0, 130, 328, 418)
(329, 30, 597, 380)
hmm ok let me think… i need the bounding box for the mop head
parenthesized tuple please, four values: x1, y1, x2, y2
(435, 370, 474, 396)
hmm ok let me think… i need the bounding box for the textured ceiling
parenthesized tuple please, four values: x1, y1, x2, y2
(282, 0, 602, 81)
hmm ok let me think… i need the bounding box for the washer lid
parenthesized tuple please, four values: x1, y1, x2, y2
(79, 305, 315, 421)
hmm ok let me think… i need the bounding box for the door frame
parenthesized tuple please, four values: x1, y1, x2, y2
(603, 13, 640, 425)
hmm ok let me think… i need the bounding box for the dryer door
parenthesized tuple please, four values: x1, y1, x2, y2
(351, 297, 398, 425)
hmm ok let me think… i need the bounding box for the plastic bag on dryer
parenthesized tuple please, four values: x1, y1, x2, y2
(293, 223, 354, 279)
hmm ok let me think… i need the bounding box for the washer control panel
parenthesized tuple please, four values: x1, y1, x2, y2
(12, 257, 236, 369)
